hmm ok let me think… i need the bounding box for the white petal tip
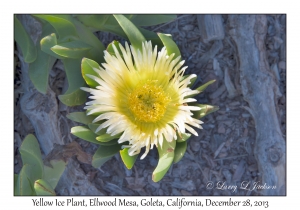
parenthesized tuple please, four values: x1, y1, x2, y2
(140, 153, 147, 160)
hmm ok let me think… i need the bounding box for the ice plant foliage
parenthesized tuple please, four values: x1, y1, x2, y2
(16, 14, 217, 183)
(81, 41, 204, 159)
(14, 134, 66, 195)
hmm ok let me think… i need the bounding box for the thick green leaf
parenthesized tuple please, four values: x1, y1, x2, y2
(17, 164, 34, 195)
(81, 58, 101, 88)
(40, 33, 65, 59)
(51, 40, 92, 59)
(43, 160, 67, 189)
(88, 123, 112, 136)
(58, 59, 86, 106)
(77, 15, 138, 38)
(88, 123, 106, 135)
(173, 141, 187, 164)
(98, 24, 127, 38)
(138, 27, 163, 48)
(14, 174, 19, 195)
(58, 88, 86, 106)
(96, 133, 121, 143)
(33, 15, 78, 42)
(76, 15, 175, 43)
(66, 112, 95, 125)
(71, 18, 105, 64)
(76, 15, 126, 38)
(88, 123, 120, 145)
(196, 79, 216, 93)
(113, 14, 146, 51)
(192, 104, 219, 119)
(98, 138, 119, 146)
(158, 33, 181, 59)
(130, 15, 176, 26)
(187, 79, 216, 98)
(71, 126, 98, 144)
(92, 144, 122, 168)
(71, 125, 118, 146)
(34, 179, 56, 195)
(152, 140, 176, 182)
(29, 45, 56, 94)
(14, 15, 37, 63)
(63, 59, 84, 94)
(76, 15, 110, 29)
(19, 134, 43, 182)
(88, 123, 121, 143)
(190, 76, 197, 87)
(29, 23, 57, 94)
(106, 40, 123, 58)
(77, 14, 175, 28)
(177, 133, 191, 143)
(120, 148, 138, 169)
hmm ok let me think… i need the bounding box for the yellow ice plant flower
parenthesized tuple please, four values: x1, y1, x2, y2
(81, 41, 203, 159)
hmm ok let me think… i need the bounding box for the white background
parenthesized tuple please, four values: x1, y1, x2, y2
(2, 0, 296, 209)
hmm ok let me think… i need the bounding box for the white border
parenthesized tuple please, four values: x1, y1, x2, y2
(3, 0, 296, 209)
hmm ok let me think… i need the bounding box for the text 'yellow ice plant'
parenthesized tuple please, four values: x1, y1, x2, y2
(81, 41, 203, 159)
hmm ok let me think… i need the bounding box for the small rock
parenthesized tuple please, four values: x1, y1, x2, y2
(216, 115, 227, 120)
(206, 63, 213, 70)
(190, 140, 201, 152)
(224, 67, 238, 98)
(182, 24, 194, 31)
(225, 138, 233, 147)
(171, 180, 196, 191)
(248, 163, 258, 172)
(181, 190, 193, 196)
(148, 175, 160, 189)
(172, 188, 182, 196)
(213, 58, 223, 78)
(217, 124, 226, 134)
(225, 128, 232, 135)
(220, 91, 228, 99)
(158, 189, 164, 195)
(232, 160, 246, 182)
(223, 120, 233, 126)
(172, 166, 181, 178)
(242, 113, 251, 118)
(210, 84, 226, 99)
(149, 157, 157, 167)
(218, 152, 228, 158)
(228, 101, 240, 107)
(87, 171, 97, 182)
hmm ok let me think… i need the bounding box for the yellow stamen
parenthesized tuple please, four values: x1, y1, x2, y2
(128, 80, 170, 123)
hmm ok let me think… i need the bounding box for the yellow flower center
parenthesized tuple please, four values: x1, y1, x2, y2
(128, 80, 171, 123)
